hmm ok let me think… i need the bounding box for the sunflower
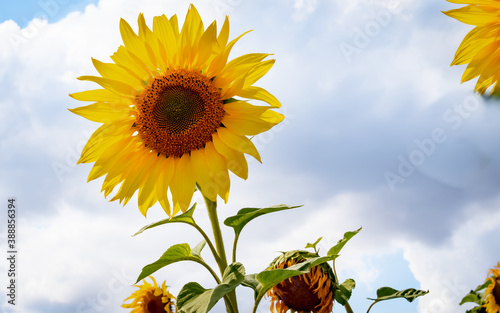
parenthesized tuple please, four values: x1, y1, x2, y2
(444, 0, 500, 95)
(122, 276, 176, 313)
(266, 251, 335, 313)
(70, 5, 283, 217)
(484, 263, 500, 313)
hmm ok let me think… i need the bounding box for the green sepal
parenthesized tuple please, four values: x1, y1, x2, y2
(368, 287, 429, 303)
(243, 253, 336, 313)
(335, 278, 356, 306)
(177, 262, 246, 313)
(192, 240, 207, 258)
(327, 227, 362, 257)
(305, 237, 323, 252)
(224, 204, 301, 237)
(460, 280, 491, 306)
(136, 243, 203, 283)
(133, 204, 197, 236)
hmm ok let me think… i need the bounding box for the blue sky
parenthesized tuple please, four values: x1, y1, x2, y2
(1, 0, 500, 313)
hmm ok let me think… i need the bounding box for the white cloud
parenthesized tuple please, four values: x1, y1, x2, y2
(292, 0, 318, 21)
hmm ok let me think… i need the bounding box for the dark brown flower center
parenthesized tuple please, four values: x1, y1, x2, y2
(275, 273, 321, 311)
(145, 293, 165, 313)
(136, 69, 224, 158)
(493, 277, 500, 304)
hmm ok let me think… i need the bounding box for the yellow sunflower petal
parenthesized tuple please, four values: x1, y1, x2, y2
(451, 25, 497, 65)
(78, 120, 133, 164)
(216, 127, 261, 162)
(212, 133, 249, 179)
(69, 89, 120, 102)
(190, 148, 219, 201)
(237, 86, 281, 108)
(69, 101, 133, 123)
(444, 5, 499, 25)
(170, 155, 196, 215)
(138, 158, 163, 216)
(223, 110, 284, 136)
(119, 18, 155, 69)
(77, 75, 136, 96)
(156, 157, 176, 217)
(153, 14, 179, 67)
(204, 141, 230, 202)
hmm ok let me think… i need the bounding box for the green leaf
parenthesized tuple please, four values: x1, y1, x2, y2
(305, 237, 323, 252)
(460, 281, 491, 306)
(136, 243, 202, 283)
(335, 278, 356, 306)
(368, 287, 429, 302)
(177, 262, 246, 313)
(133, 204, 197, 236)
(192, 240, 206, 258)
(327, 227, 362, 257)
(243, 255, 335, 313)
(474, 280, 492, 292)
(460, 293, 482, 306)
(224, 204, 301, 237)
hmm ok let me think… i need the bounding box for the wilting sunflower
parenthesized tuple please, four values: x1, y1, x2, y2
(266, 250, 335, 313)
(444, 0, 500, 95)
(122, 276, 176, 313)
(70, 5, 283, 217)
(484, 263, 500, 313)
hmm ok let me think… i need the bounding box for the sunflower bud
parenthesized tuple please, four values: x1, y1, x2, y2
(266, 250, 336, 313)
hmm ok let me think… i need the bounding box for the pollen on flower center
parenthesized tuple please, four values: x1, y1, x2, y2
(136, 69, 225, 158)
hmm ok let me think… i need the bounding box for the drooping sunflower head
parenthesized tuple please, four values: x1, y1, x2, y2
(122, 276, 176, 313)
(266, 250, 336, 313)
(70, 5, 284, 217)
(444, 0, 500, 95)
(484, 262, 500, 313)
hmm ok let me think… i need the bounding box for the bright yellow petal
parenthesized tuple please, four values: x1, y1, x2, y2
(216, 127, 261, 162)
(138, 157, 163, 216)
(451, 25, 497, 65)
(91, 58, 143, 89)
(156, 157, 175, 217)
(153, 14, 179, 68)
(119, 18, 155, 70)
(462, 40, 500, 82)
(212, 133, 249, 179)
(444, 5, 500, 25)
(190, 148, 218, 201)
(223, 110, 284, 136)
(204, 142, 230, 202)
(78, 120, 133, 164)
(170, 155, 196, 215)
(237, 86, 281, 108)
(77, 75, 136, 96)
(69, 101, 133, 123)
(69, 89, 121, 102)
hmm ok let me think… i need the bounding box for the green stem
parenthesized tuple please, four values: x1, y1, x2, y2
(345, 301, 355, 313)
(190, 222, 222, 265)
(193, 259, 222, 285)
(232, 232, 240, 264)
(366, 300, 377, 313)
(205, 197, 228, 271)
(204, 196, 239, 313)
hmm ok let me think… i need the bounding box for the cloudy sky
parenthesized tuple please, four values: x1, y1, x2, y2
(1, 0, 500, 312)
